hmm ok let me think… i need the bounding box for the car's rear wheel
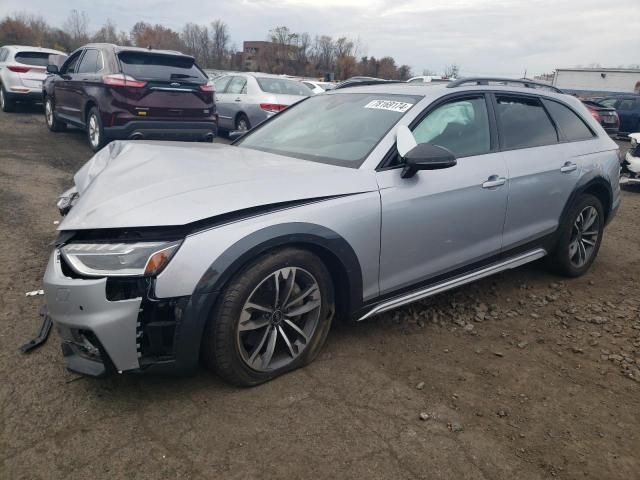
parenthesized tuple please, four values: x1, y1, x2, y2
(0, 85, 14, 113)
(87, 107, 106, 151)
(235, 113, 251, 132)
(549, 194, 604, 277)
(203, 248, 335, 387)
(44, 97, 66, 132)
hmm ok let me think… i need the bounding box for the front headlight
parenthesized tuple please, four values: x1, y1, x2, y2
(61, 241, 182, 277)
(631, 137, 638, 148)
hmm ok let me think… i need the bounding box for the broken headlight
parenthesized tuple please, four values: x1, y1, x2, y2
(60, 241, 182, 277)
(57, 188, 79, 216)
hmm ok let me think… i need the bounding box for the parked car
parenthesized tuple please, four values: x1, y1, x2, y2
(213, 72, 311, 133)
(43, 78, 620, 386)
(301, 80, 336, 94)
(621, 133, 640, 185)
(0, 45, 66, 112)
(43, 43, 216, 151)
(407, 75, 452, 84)
(581, 100, 619, 136)
(598, 95, 640, 137)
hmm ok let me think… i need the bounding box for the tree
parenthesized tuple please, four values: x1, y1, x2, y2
(130, 22, 184, 51)
(397, 65, 412, 80)
(210, 20, 230, 68)
(92, 19, 130, 45)
(63, 9, 89, 50)
(444, 63, 460, 79)
(182, 23, 209, 66)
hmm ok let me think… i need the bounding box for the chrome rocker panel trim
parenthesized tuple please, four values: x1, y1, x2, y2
(359, 248, 547, 321)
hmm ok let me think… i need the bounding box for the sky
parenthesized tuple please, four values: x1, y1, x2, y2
(2, 0, 639, 77)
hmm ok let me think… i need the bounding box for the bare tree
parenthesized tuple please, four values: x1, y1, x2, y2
(210, 20, 230, 68)
(444, 63, 460, 78)
(63, 9, 89, 49)
(182, 23, 209, 66)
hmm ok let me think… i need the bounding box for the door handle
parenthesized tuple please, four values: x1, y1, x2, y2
(482, 175, 506, 189)
(560, 162, 578, 173)
(234, 97, 242, 102)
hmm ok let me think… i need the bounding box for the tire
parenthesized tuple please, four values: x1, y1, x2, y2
(86, 107, 106, 152)
(44, 96, 66, 132)
(0, 85, 14, 112)
(549, 194, 604, 277)
(203, 248, 335, 387)
(235, 113, 251, 132)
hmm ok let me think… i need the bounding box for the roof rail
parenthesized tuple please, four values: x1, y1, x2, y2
(333, 78, 403, 90)
(447, 77, 563, 94)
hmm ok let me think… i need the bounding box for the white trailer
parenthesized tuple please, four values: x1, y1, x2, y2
(552, 68, 640, 95)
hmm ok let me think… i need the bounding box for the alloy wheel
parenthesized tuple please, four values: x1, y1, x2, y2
(568, 205, 599, 268)
(45, 100, 53, 126)
(236, 267, 322, 372)
(88, 114, 99, 147)
(237, 119, 249, 131)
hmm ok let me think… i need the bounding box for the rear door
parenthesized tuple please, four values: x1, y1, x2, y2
(115, 51, 213, 120)
(213, 75, 233, 129)
(494, 94, 583, 250)
(216, 76, 247, 129)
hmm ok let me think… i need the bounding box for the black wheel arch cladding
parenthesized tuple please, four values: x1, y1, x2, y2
(169, 222, 364, 373)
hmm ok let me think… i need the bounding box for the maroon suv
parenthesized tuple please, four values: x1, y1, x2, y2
(43, 44, 217, 151)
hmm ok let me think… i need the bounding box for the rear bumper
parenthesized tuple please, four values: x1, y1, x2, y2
(4, 89, 43, 102)
(104, 120, 217, 141)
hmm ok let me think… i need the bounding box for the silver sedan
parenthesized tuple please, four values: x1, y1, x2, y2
(214, 72, 312, 133)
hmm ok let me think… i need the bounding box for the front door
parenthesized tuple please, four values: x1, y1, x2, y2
(55, 50, 84, 124)
(377, 94, 508, 295)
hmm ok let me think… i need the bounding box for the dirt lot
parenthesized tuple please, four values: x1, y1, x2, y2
(1, 104, 639, 479)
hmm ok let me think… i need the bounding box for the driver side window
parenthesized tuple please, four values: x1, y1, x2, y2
(412, 96, 491, 158)
(61, 51, 83, 74)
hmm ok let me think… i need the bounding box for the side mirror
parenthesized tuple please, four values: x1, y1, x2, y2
(401, 143, 457, 178)
(46, 64, 59, 75)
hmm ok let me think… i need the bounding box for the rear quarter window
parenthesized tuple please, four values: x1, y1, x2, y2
(543, 100, 594, 142)
(118, 52, 206, 82)
(15, 51, 51, 66)
(496, 96, 558, 149)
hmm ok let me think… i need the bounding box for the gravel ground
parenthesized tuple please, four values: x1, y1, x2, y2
(1, 104, 639, 479)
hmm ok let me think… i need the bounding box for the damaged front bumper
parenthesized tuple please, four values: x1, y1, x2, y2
(43, 250, 195, 377)
(621, 150, 640, 185)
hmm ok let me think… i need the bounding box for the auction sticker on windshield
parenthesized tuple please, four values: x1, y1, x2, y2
(364, 100, 414, 113)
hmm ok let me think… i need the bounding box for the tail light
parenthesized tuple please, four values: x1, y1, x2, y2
(613, 112, 620, 128)
(7, 65, 44, 73)
(103, 74, 147, 88)
(586, 107, 601, 123)
(199, 81, 215, 92)
(260, 103, 288, 113)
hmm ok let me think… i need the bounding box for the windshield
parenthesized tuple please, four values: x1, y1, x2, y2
(256, 77, 312, 96)
(236, 93, 420, 168)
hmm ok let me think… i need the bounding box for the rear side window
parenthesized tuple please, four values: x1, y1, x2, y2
(543, 100, 594, 141)
(226, 76, 247, 94)
(15, 51, 50, 67)
(256, 78, 312, 96)
(412, 96, 491, 158)
(76, 49, 102, 74)
(118, 52, 206, 82)
(214, 76, 231, 92)
(496, 96, 558, 149)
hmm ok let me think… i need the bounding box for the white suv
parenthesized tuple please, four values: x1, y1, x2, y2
(0, 45, 66, 112)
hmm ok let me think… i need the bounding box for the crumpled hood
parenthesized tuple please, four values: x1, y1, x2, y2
(60, 141, 378, 230)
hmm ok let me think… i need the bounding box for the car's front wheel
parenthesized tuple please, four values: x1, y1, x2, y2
(203, 248, 335, 386)
(235, 113, 251, 132)
(44, 97, 66, 132)
(549, 194, 604, 277)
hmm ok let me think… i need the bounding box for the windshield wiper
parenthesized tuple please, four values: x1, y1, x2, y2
(170, 73, 200, 79)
